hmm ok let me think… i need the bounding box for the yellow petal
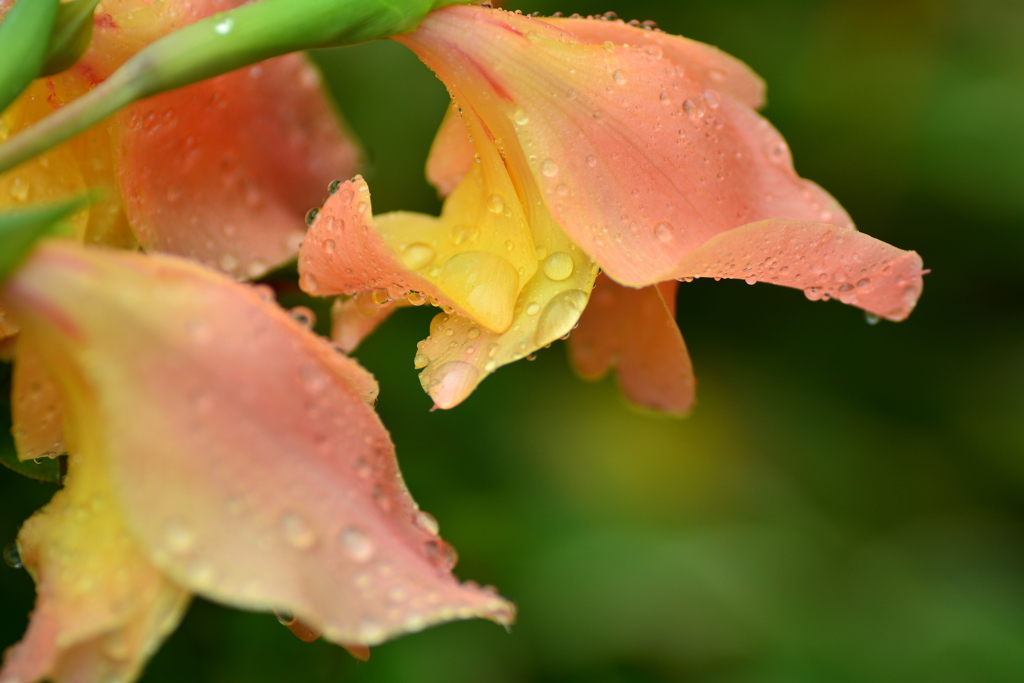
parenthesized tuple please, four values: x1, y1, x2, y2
(0, 402, 190, 683)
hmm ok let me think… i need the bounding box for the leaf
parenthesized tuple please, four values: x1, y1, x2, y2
(0, 193, 91, 282)
(0, 0, 60, 113)
(40, 0, 103, 76)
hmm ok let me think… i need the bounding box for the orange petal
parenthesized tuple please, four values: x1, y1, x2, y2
(118, 53, 360, 278)
(330, 294, 409, 354)
(398, 7, 852, 286)
(669, 220, 924, 321)
(11, 338, 65, 461)
(1, 241, 515, 648)
(426, 104, 475, 198)
(568, 275, 696, 415)
(0, 423, 190, 683)
(298, 173, 536, 333)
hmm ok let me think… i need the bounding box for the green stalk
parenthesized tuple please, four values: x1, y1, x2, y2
(0, 0, 468, 175)
(0, 0, 60, 114)
(0, 193, 93, 282)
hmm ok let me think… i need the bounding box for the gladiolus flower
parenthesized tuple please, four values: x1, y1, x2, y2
(1, 0, 359, 460)
(298, 5, 924, 413)
(0, 241, 514, 683)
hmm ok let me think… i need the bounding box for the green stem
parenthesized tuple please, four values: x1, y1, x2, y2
(0, 0, 60, 114)
(0, 0, 468, 175)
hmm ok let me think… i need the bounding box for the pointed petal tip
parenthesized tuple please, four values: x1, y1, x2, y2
(424, 360, 481, 409)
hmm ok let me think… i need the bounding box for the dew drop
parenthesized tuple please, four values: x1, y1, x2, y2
(535, 289, 588, 346)
(305, 208, 319, 226)
(289, 306, 316, 329)
(281, 511, 316, 550)
(414, 353, 430, 369)
(745, 276, 757, 285)
(328, 179, 342, 194)
(586, 155, 597, 168)
(654, 222, 674, 243)
(541, 159, 559, 177)
(218, 252, 238, 272)
(323, 239, 336, 254)
(467, 327, 480, 339)
(339, 526, 374, 562)
(9, 177, 29, 202)
(3, 542, 22, 569)
(487, 194, 505, 213)
(415, 511, 440, 535)
(857, 278, 871, 288)
(526, 302, 541, 315)
(602, 40, 614, 51)
(511, 107, 529, 125)
(612, 70, 626, 85)
(214, 17, 234, 34)
(164, 521, 196, 555)
(865, 312, 880, 325)
(400, 243, 435, 271)
(543, 251, 574, 281)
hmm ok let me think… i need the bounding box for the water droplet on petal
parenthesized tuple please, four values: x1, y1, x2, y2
(289, 306, 316, 329)
(328, 179, 342, 194)
(586, 155, 597, 168)
(654, 222, 674, 243)
(305, 208, 319, 226)
(526, 302, 541, 315)
(164, 521, 196, 555)
(541, 159, 559, 177)
(487, 194, 505, 214)
(3, 542, 23, 569)
(865, 312, 880, 325)
(414, 352, 429, 369)
(612, 70, 626, 84)
(400, 243, 435, 271)
(535, 289, 589, 346)
(339, 526, 374, 562)
(543, 252, 574, 281)
(415, 511, 440, 535)
(281, 511, 316, 549)
(511, 107, 529, 125)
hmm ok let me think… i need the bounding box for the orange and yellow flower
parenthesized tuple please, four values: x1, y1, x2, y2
(0, 241, 513, 683)
(297, 5, 924, 413)
(1, 0, 360, 460)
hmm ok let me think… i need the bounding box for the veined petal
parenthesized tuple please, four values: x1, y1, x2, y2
(11, 338, 65, 461)
(668, 220, 924, 321)
(0, 413, 190, 683)
(299, 169, 536, 333)
(426, 104, 475, 198)
(118, 54, 360, 279)
(540, 18, 766, 109)
(568, 276, 696, 416)
(1, 241, 514, 647)
(417, 207, 598, 410)
(399, 6, 851, 286)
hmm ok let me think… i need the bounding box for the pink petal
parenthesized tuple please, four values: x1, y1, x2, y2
(1, 242, 515, 648)
(568, 276, 696, 415)
(11, 339, 66, 461)
(426, 104, 475, 198)
(330, 294, 409, 354)
(118, 53, 360, 279)
(398, 6, 852, 287)
(541, 18, 766, 109)
(669, 219, 924, 321)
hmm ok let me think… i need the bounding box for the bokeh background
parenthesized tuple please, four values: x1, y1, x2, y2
(3, 0, 1024, 681)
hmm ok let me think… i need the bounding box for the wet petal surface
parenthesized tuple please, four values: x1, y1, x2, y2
(1, 242, 515, 647)
(299, 172, 536, 333)
(669, 220, 924, 321)
(119, 54, 360, 279)
(399, 6, 852, 286)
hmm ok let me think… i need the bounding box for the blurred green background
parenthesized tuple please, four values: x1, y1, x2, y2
(3, 0, 1024, 681)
